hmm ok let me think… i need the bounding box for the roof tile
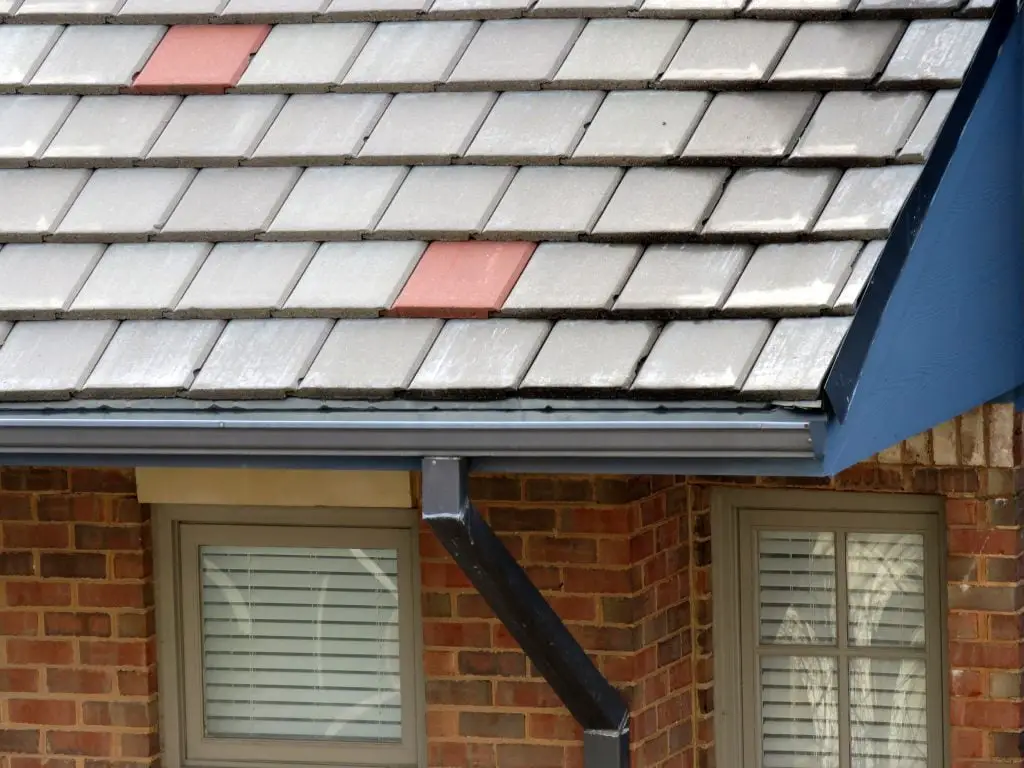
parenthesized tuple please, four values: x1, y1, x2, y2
(374, 166, 513, 238)
(704, 168, 839, 237)
(771, 21, 905, 84)
(0, 95, 76, 167)
(360, 91, 497, 163)
(633, 319, 771, 391)
(745, 0, 854, 12)
(267, 166, 407, 239)
(682, 92, 817, 160)
(614, 244, 751, 311)
(814, 165, 921, 238)
(898, 89, 956, 163)
(189, 318, 331, 398)
(219, 0, 331, 21)
(0, 322, 10, 346)
(175, 242, 316, 317)
(342, 21, 478, 90)
(880, 19, 987, 87)
(82, 319, 223, 397)
(834, 240, 883, 311)
(41, 95, 179, 167)
(484, 166, 622, 239)
(522, 320, 656, 389)
(160, 166, 300, 240)
(132, 24, 270, 95)
(282, 241, 425, 317)
(324, 0, 432, 19)
(661, 20, 795, 85)
(533, 0, 641, 14)
(14, 0, 125, 21)
(429, 0, 533, 17)
(69, 242, 211, 318)
(593, 167, 728, 237)
(638, 0, 744, 15)
(300, 317, 442, 395)
(0, 25, 62, 92)
(0, 168, 90, 242)
(0, 320, 116, 400)
(54, 168, 196, 242)
(0, 243, 103, 318)
(234, 23, 373, 92)
(858, 0, 960, 12)
(464, 90, 601, 163)
(116, 0, 228, 22)
(742, 316, 852, 397)
(409, 318, 550, 390)
(447, 18, 584, 88)
(502, 243, 641, 313)
(391, 241, 534, 318)
(553, 19, 689, 87)
(31, 25, 166, 94)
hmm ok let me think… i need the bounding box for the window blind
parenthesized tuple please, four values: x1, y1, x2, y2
(758, 531, 837, 645)
(847, 533, 926, 648)
(760, 655, 839, 768)
(850, 657, 928, 768)
(199, 546, 402, 743)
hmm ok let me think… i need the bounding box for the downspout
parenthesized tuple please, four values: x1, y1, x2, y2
(421, 457, 631, 768)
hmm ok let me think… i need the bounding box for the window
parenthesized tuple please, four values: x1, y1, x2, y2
(155, 505, 423, 768)
(712, 490, 945, 768)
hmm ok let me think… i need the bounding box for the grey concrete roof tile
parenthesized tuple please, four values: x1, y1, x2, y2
(639, 0, 744, 15)
(898, 89, 956, 163)
(857, 0, 959, 11)
(704, 168, 840, 237)
(282, 241, 425, 317)
(772, 22, 904, 85)
(116, 0, 227, 21)
(15, 0, 125, 20)
(175, 242, 316, 318)
(323, 0, 431, 18)
(189, 318, 332, 398)
(483, 166, 622, 239)
(41, 95, 179, 167)
(69, 242, 211, 318)
(29, 25, 165, 94)
(235, 23, 373, 92)
(633, 319, 771, 391)
(251, 94, 389, 164)
(661, 20, 795, 85)
(814, 166, 921, 238)
(683, 92, 817, 160)
(742, 316, 852, 397)
(572, 91, 709, 164)
(880, 20, 987, 87)
(0, 244, 103, 318)
(360, 92, 496, 162)
(533, 0, 640, 14)
(160, 167, 301, 240)
(724, 241, 860, 314)
(0, 95, 76, 167)
(342, 21, 478, 90)
(0, 0, 24, 13)
(0, 319, 116, 400)
(746, 0, 854, 12)
(502, 243, 640, 313)
(219, 0, 330, 20)
(522, 320, 656, 389)
(268, 166, 408, 239)
(300, 317, 442, 395)
(0, 322, 10, 346)
(429, 0, 533, 17)
(614, 244, 751, 311)
(146, 95, 284, 166)
(791, 91, 928, 163)
(82, 319, 223, 397)
(376, 166, 513, 238)
(0, 168, 90, 241)
(464, 91, 600, 163)
(55, 168, 195, 243)
(409, 319, 550, 390)
(447, 19, 584, 88)
(0, 25, 62, 91)
(553, 19, 689, 87)
(834, 240, 882, 311)
(592, 167, 728, 237)
(964, 0, 994, 13)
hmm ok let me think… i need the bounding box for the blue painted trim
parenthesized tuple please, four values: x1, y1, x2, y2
(822, 13, 1024, 474)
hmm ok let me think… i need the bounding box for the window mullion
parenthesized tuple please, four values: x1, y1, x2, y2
(836, 530, 851, 768)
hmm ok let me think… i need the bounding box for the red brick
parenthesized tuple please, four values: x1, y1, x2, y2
(47, 668, 111, 695)
(494, 680, 562, 709)
(44, 612, 112, 638)
(116, 669, 156, 697)
(6, 581, 71, 607)
(120, 732, 159, 758)
(7, 639, 74, 665)
(47, 731, 111, 757)
(423, 621, 492, 648)
(1, 468, 67, 492)
(79, 640, 149, 668)
(948, 529, 1019, 556)
(116, 612, 154, 639)
(132, 25, 270, 94)
(951, 700, 1024, 730)
(528, 713, 581, 741)
(0, 493, 34, 519)
(3, 522, 68, 548)
(458, 651, 527, 677)
(0, 551, 34, 576)
(74, 524, 143, 551)
(548, 594, 598, 622)
(78, 583, 151, 609)
(0, 611, 39, 636)
(558, 508, 631, 535)
(947, 500, 983, 526)
(950, 669, 984, 698)
(82, 701, 152, 728)
(40, 553, 107, 579)
(0, 667, 39, 693)
(496, 744, 565, 768)
(37, 496, 105, 522)
(425, 679, 492, 707)
(421, 563, 472, 589)
(11, 758, 77, 768)
(563, 567, 632, 594)
(525, 536, 598, 564)
(113, 553, 150, 580)
(458, 712, 525, 739)
(68, 468, 135, 494)
(0, 729, 40, 754)
(9, 699, 76, 726)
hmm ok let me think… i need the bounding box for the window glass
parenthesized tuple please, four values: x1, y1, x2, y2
(758, 531, 837, 645)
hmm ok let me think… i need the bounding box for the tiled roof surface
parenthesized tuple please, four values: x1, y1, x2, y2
(0, 0, 991, 403)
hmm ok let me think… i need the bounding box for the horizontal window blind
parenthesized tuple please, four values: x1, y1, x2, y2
(850, 657, 928, 768)
(847, 533, 926, 648)
(758, 531, 837, 645)
(760, 655, 839, 768)
(200, 546, 402, 743)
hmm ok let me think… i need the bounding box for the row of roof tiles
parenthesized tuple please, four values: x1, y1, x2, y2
(0, 240, 879, 319)
(0, 164, 922, 242)
(0, 314, 851, 400)
(0, 89, 954, 168)
(0, 18, 986, 94)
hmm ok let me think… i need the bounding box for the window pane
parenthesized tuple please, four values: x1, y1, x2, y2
(847, 533, 926, 648)
(759, 531, 837, 645)
(200, 546, 402, 742)
(760, 655, 840, 768)
(850, 657, 927, 768)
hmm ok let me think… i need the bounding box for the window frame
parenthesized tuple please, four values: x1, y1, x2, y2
(710, 489, 948, 768)
(154, 504, 425, 768)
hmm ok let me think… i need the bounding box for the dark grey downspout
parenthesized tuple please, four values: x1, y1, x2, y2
(421, 457, 630, 768)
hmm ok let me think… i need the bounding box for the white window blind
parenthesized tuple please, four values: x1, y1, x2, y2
(199, 545, 403, 743)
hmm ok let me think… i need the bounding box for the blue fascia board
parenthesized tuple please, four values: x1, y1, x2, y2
(822, 11, 1024, 475)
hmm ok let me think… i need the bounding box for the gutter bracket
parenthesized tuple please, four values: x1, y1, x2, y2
(422, 457, 630, 768)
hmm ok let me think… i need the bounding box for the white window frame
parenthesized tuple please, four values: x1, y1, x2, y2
(710, 489, 948, 768)
(154, 504, 425, 768)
